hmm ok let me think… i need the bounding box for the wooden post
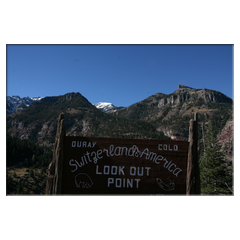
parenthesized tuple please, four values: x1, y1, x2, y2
(46, 113, 65, 195)
(186, 112, 201, 195)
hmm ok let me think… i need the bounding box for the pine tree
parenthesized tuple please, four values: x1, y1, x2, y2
(199, 121, 233, 195)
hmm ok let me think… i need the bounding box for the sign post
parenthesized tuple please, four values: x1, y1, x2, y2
(46, 113, 200, 195)
(46, 113, 65, 195)
(186, 112, 200, 195)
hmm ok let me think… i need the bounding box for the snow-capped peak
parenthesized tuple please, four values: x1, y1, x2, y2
(6, 95, 43, 115)
(95, 102, 114, 108)
(31, 97, 43, 101)
(94, 102, 116, 113)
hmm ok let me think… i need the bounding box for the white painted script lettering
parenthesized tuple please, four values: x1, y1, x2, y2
(69, 143, 183, 177)
(69, 150, 103, 172)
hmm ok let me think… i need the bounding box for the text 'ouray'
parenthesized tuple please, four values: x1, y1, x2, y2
(71, 141, 97, 148)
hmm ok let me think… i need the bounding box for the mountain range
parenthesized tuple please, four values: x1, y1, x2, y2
(7, 96, 43, 115)
(7, 96, 118, 115)
(6, 85, 233, 162)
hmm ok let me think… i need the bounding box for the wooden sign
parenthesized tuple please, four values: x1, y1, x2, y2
(61, 136, 188, 195)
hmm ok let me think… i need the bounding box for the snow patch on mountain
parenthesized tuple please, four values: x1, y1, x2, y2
(94, 102, 117, 113)
(31, 97, 43, 101)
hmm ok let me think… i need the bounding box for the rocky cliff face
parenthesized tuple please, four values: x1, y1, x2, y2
(217, 119, 233, 163)
(157, 85, 232, 108)
(65, 119, 92, 137)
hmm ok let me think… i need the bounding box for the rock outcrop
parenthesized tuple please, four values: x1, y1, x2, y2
(217, 119, 233, 163)
(157, 85, 232, 108)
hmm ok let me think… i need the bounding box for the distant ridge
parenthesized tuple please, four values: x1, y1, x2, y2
(7, 96, 43, 115)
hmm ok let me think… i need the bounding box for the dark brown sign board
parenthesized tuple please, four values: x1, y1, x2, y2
(62, 136, 188, 195)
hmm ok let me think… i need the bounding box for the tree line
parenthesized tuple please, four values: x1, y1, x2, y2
(6, 133, 52, 169)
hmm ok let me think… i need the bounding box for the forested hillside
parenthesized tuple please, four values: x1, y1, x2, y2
(7, 92, 169, 145)
(6, 133, 52, 194)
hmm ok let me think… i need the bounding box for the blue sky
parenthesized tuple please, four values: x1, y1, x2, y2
(7, 44, 233, 107)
